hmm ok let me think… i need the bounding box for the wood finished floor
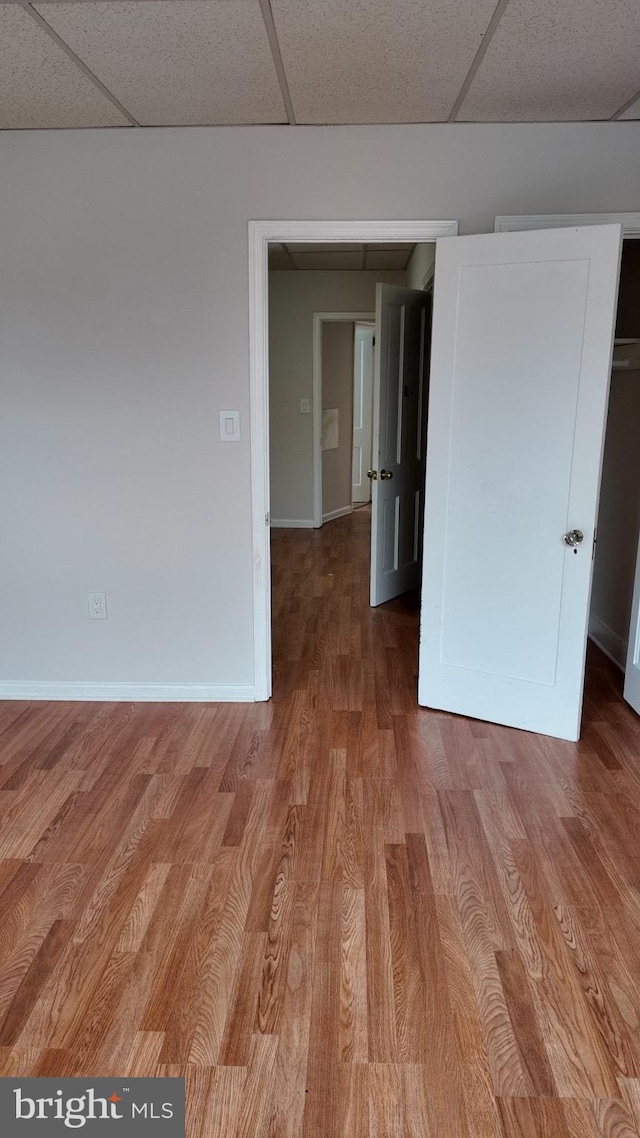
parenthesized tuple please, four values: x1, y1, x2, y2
(1, 507, 640, 1135)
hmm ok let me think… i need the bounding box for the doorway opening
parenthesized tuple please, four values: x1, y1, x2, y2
(249, 220, 458, 701)
(253, 216, 638, 739)
(314, 314, 375, 528)
(267, 237, 437, 695)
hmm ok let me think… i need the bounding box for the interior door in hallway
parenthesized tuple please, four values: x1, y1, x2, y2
(370, 284, 433, 606)
(419, 225, 623, 741)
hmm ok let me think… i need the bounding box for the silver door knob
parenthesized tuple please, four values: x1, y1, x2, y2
(563, 529, 584, 547)
(380, 469, 393, 480)
(367, 469, 377, 480)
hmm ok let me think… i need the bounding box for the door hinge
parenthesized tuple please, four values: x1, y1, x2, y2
(592, 528, 597, 559)
(265, 512, 270, 527)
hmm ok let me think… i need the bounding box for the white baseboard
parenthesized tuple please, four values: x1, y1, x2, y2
(588, 614, 627, 672)
(322, 504, 353, 524)
(270, 519, 315, 529)
(0, 682, 255, 703)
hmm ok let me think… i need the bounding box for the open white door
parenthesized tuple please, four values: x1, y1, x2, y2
(624, 535, 640, 715)
(370, 284, 432, 606)
(352, 324, 375, 505)
(419, 225, 622, 741)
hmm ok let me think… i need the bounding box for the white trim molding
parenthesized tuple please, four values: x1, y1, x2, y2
(322, 504, 353, 524)
(270, 518, 315, 529)
(495, 213, 640, 238)
(313, 311, 374, 529)
(0, 682, 255, 703)
(249, 218, 459, 703)
(588, 615, 627, 672)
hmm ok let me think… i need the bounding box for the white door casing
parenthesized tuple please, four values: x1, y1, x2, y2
(250, 219, 458, 701)
(418, 224, 623, 741)
(624, 534, 640, 715)
(370, 284, 433, 607)
(352, 324, 375, 505)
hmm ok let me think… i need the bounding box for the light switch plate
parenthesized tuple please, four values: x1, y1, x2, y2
(219, 410, 240, 442)
(300, 398, 311, 414)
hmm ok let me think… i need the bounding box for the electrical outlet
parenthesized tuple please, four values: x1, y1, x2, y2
(88, 591, 107, 620)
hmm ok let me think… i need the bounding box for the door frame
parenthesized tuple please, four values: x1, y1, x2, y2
(249, 219, 458, 701)
(312, 312, 374, 528)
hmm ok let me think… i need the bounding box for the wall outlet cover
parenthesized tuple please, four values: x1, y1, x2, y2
(88, 591, 107, 619)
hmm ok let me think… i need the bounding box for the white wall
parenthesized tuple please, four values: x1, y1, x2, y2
(269, 268, 405, 524)
(1, 123, 639, 695)
(407, 242, 436, 290)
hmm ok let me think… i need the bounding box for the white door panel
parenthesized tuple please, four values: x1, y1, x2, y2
(419, 225, 622, 740)
(370, 284, 432, 607)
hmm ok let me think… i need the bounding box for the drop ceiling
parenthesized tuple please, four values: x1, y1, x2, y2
(268, 243, 417, 271)
(1, 0, 639, 130)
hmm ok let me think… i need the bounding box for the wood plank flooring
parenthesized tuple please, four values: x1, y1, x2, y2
(2, 506, 640, 1135)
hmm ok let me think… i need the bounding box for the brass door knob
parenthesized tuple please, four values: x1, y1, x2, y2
(367, 469, 378, 480)
(380, 469, 393, 480)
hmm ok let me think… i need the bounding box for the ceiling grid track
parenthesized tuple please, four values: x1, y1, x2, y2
(447, 0, 512, 122)
(611, 87, 640, 120)
(257, 0, 296, 124)
(21, 1, 140, 125)
(282, 244, 298, 268)
(2, 0, 639, 130)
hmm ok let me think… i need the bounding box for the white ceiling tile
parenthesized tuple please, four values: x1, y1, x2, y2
(287, 243, 363, 252)
(269, 242, 417, 270)
(458, 0, 640, 121)
(619, 94, 640, 119)
(0, 4, 128, 128)
(268, 250, 292, 268)
(270, 0, 498, 124)
(35, 1, 287, 126)
(364, 244, 414, 252)
(290, 250, 364, 270)
(365, 249, 411, 270)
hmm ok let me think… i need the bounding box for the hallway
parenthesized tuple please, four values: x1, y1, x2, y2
(271, 505, 420, 713)
(0, 509, 640, 1135)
